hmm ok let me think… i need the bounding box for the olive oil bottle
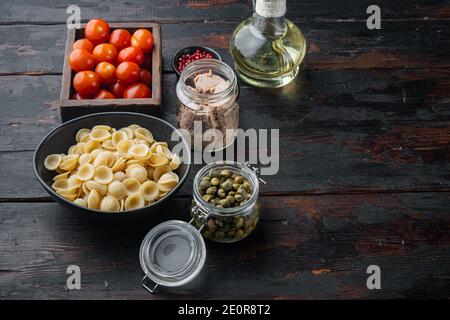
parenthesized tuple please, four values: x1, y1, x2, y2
(230, 0, 306, 88)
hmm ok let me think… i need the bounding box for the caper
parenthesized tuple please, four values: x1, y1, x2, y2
(199, 189, 205, 196)
(235, 229, 244, 239)
(226, 230, 235, 238)
(234, 194, 243, 202)
(235, 217, 244, 229)
(220, 170, 231, 178)
(202, 194, 214, 203)
(221, 179, 233, 191)
(206, 186, 217, 195)
(207, 219, 216, 230)
(214, 231, 225, 239)
(200, 180, 211, 190)
(217, 188, 226, 198)
(204, 230, 212, 238)
(209, 169, 219, 178)
(243, 181, 251, 192)
(234, 175, 244, 184)
(202, 176, 211, 182)
(232, 183, 239, 191)
(228, 191, 236, 196)
(226, 195, 235, 204)
(219, 198, 230, 208)
(215, 219, 224, 228)
(216, 204, 224, 208)
(210, 177, 220, 186)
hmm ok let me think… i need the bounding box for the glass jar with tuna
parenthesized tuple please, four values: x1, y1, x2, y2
(191, 161, 265, 243)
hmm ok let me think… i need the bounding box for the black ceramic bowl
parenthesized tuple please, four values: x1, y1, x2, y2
(172, 46, 223, 77)
(33, 112, 191, 219)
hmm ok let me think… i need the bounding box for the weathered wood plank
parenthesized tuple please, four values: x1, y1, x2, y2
(0, 0, 448, 24)
(0, 70, 449, 198)
(1, 193, 448, 299)
(1, 21, 449, 74)
(1, 68, 449, 152)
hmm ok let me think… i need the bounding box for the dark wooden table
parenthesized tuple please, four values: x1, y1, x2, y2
(0, 0, 449, 299)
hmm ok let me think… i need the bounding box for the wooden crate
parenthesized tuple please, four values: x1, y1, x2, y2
(60, 22, 162, 122)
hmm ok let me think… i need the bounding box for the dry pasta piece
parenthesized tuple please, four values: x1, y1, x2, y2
(117, 139, 134, 158)
(94, 165, 113, 185)
(100, 196, 121, 211)
(153, 165, 171, 182)
(169, 154, 181, 170)
(53, 171, 70, 181)
(75, 128, 91, 143)
(84, 140, 101, 153)
(148, 153, 169, 167)
(86, 180, 107, 195)
(77, 164, 95, 181)
(79, 153, 92, 166)
(87, 189, 101, 209)
(126, 164, 147, 183)
(125, 194, 145, 210)
(68, 175, 82, 188)
(102, 139, 115, 151)
(129, 144, 149, 158)
(135, 127, 154, 144)
(90, 128, 111, 142)
(73, 198, 87, 208)
(119, 127, 134, 139)
(52, 179, 70, 190)
(112, 130, 128, 147)
(93, 125, 112, 131)
(123, 178, 141, 195)
(111, 157, 127, 172)
(140, 181, 159, 201)
(44, 154, 62, 171)
(59, 154, 79, 171)
(113, 171, 127, 182)
(107, 181, 127, 199)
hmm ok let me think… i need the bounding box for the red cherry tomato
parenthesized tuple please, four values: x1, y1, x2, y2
(72, 38, 94, 53)
(117, 46, 144, 66)
(140, 69, 152, 86)
(109, 29, 131, 51)
(69, 49, 95, 72)
(109, 81, 127, 98)
(116, 61, 140, 84)
(95, 62, 117, 84)
(73, 71, 101, 96)
(85, 19, 110, 45)
(92, 43, 117, 64)
(130, 29, 154, 53)
(72, 92, 91, 100)
(123, 83, 151, 98)
(93, 89, 115, 99)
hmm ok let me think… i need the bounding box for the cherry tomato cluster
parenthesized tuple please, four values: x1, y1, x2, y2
(177, 49, 213, 73)
(70, 19, 154, 99)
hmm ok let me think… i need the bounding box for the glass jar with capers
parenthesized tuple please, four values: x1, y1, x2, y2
(191, 161, 264, 243)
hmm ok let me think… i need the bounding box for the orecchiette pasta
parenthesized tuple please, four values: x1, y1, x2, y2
(43, 124, 182, 212)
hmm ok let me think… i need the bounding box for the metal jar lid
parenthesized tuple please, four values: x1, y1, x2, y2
(139, 220, 206, 293)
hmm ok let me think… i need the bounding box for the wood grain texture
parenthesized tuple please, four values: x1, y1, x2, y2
(0, 194, 448, 299)
(0, 0, 449, 301)
(0, 69, 449, 199)
(1, 21, 449, 75)
(0, 0, 449, 24)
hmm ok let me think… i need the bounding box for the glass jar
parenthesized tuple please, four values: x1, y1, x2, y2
(176, 59, 239, 151)
(191, 161, 264, 243)
(139, 161, 265, 294)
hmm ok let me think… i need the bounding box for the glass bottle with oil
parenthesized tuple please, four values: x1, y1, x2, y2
(230, 0, 306, 88)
